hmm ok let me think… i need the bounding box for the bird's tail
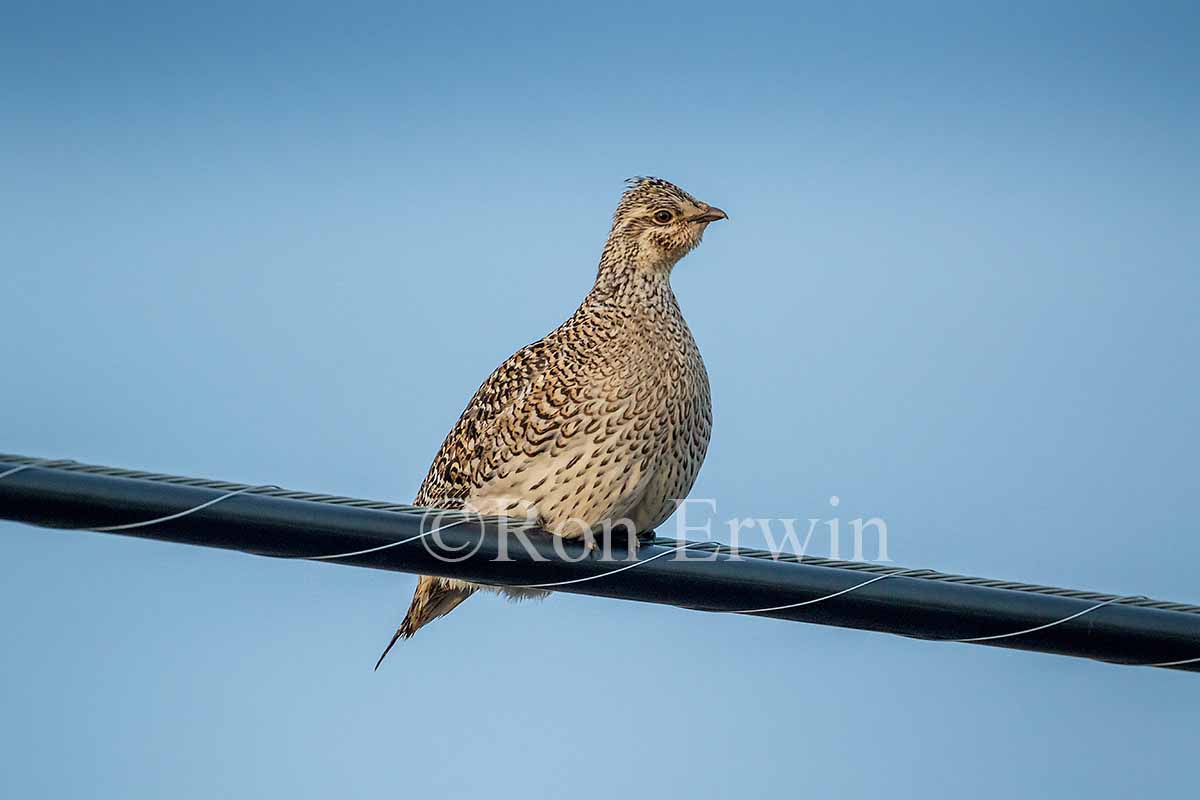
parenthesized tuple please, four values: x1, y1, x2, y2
(374, 576, 476, 670)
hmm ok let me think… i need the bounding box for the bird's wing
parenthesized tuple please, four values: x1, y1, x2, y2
(414, 339, 586, 509)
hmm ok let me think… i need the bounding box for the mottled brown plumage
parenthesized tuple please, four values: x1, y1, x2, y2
(376, 177, 725, 667)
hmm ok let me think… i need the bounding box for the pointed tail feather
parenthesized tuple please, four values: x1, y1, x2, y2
(374, 576, 476, 670)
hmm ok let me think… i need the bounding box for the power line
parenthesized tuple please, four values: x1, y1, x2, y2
(1, 453, 1197, 672)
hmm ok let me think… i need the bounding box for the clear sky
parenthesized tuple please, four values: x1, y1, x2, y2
(2, 2, 1198, 797)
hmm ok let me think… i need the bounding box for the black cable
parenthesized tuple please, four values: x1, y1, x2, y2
(1, 453, 1197, 672)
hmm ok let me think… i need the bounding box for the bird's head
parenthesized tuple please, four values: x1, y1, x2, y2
(602, 177, 727, 275)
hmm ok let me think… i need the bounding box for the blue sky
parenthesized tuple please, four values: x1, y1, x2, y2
(2, 2, 1198, 797)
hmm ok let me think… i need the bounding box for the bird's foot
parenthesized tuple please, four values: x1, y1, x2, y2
(613, 530, 651, 560)
(579, 532, 645, 560)
(582, 536, 602, 559)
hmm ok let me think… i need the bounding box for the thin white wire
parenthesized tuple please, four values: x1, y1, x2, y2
(729, 571, 906, 615)
(726, 570, 1156, 648)
(0, 458, 76, 480)
(1140, 654, 1200, 668)
(0, 461, 279, 533)
(727, 570, 1154, 649)
(944, 595, 1143, 643)
(87, 484, 279, 531)
(0, 463, 34, 480)
(494, 539, 712, 590)
(299, 517, 472, 561)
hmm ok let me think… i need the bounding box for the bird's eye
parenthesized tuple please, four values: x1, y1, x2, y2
(653, 210, 674, 224)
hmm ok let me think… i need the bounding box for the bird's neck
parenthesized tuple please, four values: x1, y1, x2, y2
(590, 235, 680, 308)
(589, 259, 677, 310)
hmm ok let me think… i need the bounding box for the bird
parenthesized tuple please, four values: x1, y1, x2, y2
(375, 177, 726, 668)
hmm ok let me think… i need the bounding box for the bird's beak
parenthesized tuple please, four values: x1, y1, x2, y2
(692, 206, 728, 224)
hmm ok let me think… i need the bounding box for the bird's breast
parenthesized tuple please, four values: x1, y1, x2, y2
(467, 316, 711, 536)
